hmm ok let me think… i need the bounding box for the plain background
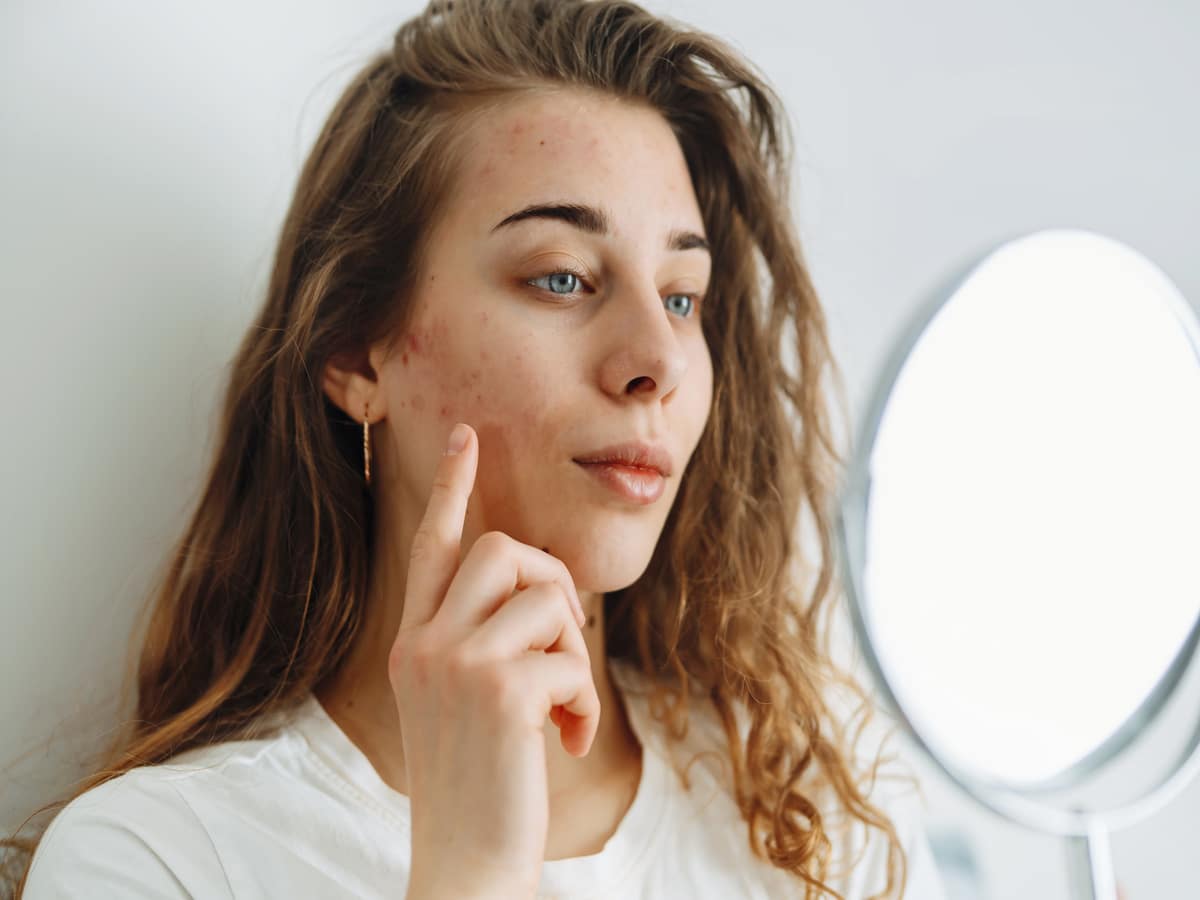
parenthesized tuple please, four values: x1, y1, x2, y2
(2, 1, 1198, 897)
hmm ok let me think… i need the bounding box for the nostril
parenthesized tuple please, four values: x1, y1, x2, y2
(627, 376, 655, 393)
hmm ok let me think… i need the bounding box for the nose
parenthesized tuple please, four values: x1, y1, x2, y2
(596, 283, 690, 402)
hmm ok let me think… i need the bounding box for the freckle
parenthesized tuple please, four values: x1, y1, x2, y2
(539, 139, 545, 146)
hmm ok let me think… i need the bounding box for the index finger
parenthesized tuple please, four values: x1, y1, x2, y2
(400, 422, 477, 629)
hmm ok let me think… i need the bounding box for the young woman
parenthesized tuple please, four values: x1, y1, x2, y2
(3, 1, 945, 897)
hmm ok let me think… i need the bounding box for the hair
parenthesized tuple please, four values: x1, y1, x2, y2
(2, 1, 913, 897)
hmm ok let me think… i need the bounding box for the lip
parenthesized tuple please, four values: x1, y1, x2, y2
(571, 442, 673, 477)
(574, 460, 666, 505)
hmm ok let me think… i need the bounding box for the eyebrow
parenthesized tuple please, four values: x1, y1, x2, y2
(490, 202, 711, 255)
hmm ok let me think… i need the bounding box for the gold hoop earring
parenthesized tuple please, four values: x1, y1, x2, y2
(363, 403, 372, 485)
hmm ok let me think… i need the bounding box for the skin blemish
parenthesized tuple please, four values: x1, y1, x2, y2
(402, 352, 409, 366)
(407, 332, 422, 354)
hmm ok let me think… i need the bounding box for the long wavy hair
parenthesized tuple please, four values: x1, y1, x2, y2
(3, 1, 911, 896)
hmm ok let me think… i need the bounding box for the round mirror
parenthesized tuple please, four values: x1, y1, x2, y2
(835, 228, 1200, 900)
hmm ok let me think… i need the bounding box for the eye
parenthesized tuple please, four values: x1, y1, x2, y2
(526, 266, 590, 298)
(527, 267, 703, 319)
(665, 294, 696, 318)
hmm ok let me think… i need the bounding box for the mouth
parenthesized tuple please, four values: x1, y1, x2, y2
(571, 441, 673, 505)
(571, 442, 673, 477)
(573, 460, 666, 505)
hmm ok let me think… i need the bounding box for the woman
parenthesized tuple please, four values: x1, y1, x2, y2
(3, 0, 945, 897)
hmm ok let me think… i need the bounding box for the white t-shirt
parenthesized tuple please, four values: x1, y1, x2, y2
(24, 659, 946, 898)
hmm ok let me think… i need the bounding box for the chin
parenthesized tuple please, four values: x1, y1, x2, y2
(547, 534, 661, 595)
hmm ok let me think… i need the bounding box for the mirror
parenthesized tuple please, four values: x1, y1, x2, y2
(835, 229, 1200, 900)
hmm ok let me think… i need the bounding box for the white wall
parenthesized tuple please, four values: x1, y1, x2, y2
(3, 2, 1197, 897)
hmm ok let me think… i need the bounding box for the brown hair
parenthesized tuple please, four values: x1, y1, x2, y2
(3, 1, 910, 896)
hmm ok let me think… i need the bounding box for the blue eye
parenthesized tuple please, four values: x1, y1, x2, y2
(534, 271, 583, 295)
(526, 267, 701, 319)
(665, 294, 695, 318)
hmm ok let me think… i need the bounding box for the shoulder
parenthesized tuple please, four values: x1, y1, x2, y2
(22, 733, 293, 899)
(23, 764, 233, 898)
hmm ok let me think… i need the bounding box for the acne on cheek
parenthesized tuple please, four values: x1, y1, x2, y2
(400, 315, 490, 422)
(402, 313, 546, 436)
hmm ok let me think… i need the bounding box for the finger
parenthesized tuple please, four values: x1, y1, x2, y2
(513, 652, 601, 757)
(437, 532, 584, 633)
(400, 422, 477, 629)
(466, 582, 589, 660)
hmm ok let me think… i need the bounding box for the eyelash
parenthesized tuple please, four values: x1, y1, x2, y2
(526, 265, 703, 319)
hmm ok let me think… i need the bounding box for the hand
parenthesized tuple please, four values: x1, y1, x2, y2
(391, 423, 601, 900)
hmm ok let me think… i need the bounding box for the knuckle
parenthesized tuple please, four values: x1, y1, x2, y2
(443, 647, 474, 681)
(388, 630, 432, 682)
(553, 580, 573, 611)
(556, 557, 573, 584)
(472, 529, 511, 562)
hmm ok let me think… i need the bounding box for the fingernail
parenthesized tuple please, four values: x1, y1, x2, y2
(445, 423, 469, 455)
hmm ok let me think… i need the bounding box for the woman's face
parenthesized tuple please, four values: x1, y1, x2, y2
(377, 88, 713, 595)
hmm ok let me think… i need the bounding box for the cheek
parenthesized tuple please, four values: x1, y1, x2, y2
(396, 312, 555, 436)
(687, 341, 715, 424)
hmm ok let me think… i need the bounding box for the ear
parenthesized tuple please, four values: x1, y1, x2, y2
(322, 342, 392, 423)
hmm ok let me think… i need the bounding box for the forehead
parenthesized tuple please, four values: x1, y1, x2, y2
(446, 89, 702, 236)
